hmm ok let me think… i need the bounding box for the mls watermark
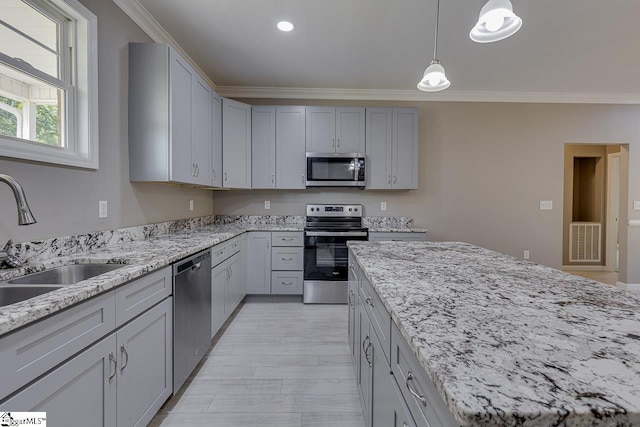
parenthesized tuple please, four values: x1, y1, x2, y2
(0, 412, 46, 426)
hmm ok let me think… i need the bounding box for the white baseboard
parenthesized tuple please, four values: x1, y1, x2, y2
(616, 282, 640, 293)
(562, 265, 605, 271)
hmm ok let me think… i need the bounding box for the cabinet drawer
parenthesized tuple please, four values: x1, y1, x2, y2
(391, 323, 458, 427)
(211, 242, 229, 267)
(272, 231, 303, 247)
(115, 267, 171, 327)
(271, 272, 303, 294)
(360, 275, 391, 365)
(0, 292, 116, 401)
(271, 247, 303, 271)
(227, 235, 242, 255)
(368, 232, 427, 242)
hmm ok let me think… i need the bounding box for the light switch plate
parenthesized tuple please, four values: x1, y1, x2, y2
(264, 200, 271, 210)
(523, 250, 530, 260)
(381, 202, 387, 211)
(99, 201, 108, 218)
(539, 200, 553, 210)
(189, 200, 194, 211)
(634, 201, 640, 211)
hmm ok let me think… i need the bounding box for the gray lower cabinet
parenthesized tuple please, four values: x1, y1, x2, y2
(247, 232, 272, 294)
(1, 297, 173, 427)
(270, 232, 304, 295)
(225, 253, 241, 314)
(351, 255, 457, 427)
(211, 259, 227, 337)
(211, 237, 245, 338)
(368, 232, 426, 242)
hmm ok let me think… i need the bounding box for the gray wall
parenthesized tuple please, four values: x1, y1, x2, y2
(213, 100, 640, 282)
(0, 0, 214, 244)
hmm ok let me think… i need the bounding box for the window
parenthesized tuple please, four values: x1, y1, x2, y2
(0, 0, 98, 169)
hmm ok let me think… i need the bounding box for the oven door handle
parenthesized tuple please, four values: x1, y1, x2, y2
(305, 231, 368, 237)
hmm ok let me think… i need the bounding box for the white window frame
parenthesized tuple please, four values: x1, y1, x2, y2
(0, 0, 98, 169)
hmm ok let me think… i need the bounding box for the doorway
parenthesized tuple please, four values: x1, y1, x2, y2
(606, 153, 620, 272)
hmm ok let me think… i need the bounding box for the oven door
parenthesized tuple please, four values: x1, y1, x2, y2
(304, 231, 368, 281)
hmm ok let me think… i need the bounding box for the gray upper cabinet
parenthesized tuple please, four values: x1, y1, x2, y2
(252, 106, 276, 189)
(128, 43, 213, 185)
(223, 98, 252, 188)
(366, 108, 419, 190)
(306, 107, 365, 153)
(276, 106, 306, 189)
(211, 92, 223, 187)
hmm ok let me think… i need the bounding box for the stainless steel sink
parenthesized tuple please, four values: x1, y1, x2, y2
(7, 264, 124, 285)
(0, 285, 63, 307)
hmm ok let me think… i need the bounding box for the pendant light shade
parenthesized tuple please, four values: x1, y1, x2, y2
(417, 0, 450, 92)
(470, 0, 522, 43)
(417, 60, 450, 92)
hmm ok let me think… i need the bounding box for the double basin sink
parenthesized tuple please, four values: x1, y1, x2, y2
(0, 264, 124, 307)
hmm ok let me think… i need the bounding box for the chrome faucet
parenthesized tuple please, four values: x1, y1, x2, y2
(0, 174, 37, 268)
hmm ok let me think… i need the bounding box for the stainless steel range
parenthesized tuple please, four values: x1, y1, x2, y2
(304, 204, 368, 303)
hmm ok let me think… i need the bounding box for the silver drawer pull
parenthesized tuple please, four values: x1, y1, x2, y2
(282, 237, 294, 241)
(108, 352, 117, 383)
(282, 281, 293, 286)
(281, 257, 293, 261)
(406, 371, 427, 407)
(365, 296, 374, 308)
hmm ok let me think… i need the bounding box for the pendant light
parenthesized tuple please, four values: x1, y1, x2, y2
(417, 0, 450, 92)
(470, 0, 522, 43)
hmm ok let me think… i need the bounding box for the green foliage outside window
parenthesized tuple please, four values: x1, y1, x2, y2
(0, 95, 21, 138)
(0, 95, 60, 145)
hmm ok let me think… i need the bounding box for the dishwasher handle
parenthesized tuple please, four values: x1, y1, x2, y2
(174, 250, 211, 275)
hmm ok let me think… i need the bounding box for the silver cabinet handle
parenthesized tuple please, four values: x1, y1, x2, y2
(229, 265, 232, 278)
(282, 281, 293, 286)
(362, 335, 369, 355)
(120, 344, 129, 373)
(364, 339, 372, 367)
(365, 296, 374, 308)
(196, 164, 200, 177)
(272, 173, 275, 184)
(108, 352, 117, 383)
(192, 163, 196, 177)
(348, 290, 354, 307)
(393, 175, 397, 184)
(337, 137, 340, 148)
(281, 257, 293, 261)
(224, 172, 228, 182)
(388, 175, 392, 184)
(282, 238, 294, 241)
(331, 137, 335, 147)
(212, 169, 216, 182)
(301, 174, 304, 185)
(406, 372, 427, 407)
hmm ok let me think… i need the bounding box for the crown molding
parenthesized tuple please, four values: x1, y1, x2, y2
(215, 86, 640, 104)
(112, 0, 216, 89)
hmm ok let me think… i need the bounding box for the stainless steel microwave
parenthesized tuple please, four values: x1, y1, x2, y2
(305, 153, 366, 187)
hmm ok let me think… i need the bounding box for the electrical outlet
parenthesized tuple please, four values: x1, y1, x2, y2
(523, 250, 530, 260)
(99, 201, 107, 219)
(189, 200, 194, 211)
(264, 200, 271, 210)
(381, 202, 387, 211)
(634, 201, 640, 211)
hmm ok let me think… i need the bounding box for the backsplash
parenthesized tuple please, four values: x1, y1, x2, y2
(6, 214, 414, 265)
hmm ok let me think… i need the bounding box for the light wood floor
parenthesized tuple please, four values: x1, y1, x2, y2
(150, 298, 365, 427)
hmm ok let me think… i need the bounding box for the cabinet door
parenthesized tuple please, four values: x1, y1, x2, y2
(365, 108, 393, 189)
(0, 334, 117, 427)
(222, 98, 252, 188)
(358, 298, 373, 425)
(252, 106, 276, 189)
(246, 232, 272, 294)
(371, 329, 394, 427)
(347, 264, 358, 370)
(336, 107, 365, 153)
(169, 51, 193, 184)
(392, 108, 419, 190)
(225, 253, 242, 315)
(212, 259, 228, 337)
(276, 106, 306, 189)
(192, 75, 212, 186)
(305, 106, 335, 152)
(117, 298, 172, 427)
(211, 92, 223, 187)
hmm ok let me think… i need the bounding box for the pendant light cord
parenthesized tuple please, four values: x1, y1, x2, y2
(433, 0, 440, 59)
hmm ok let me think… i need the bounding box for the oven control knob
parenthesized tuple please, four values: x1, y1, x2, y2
(349, 208, 352, 212)
(354, 208, 358, 212)
(310, 208, 315, 212)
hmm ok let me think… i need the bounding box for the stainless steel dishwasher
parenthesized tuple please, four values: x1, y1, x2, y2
(173, 249, 211, 393)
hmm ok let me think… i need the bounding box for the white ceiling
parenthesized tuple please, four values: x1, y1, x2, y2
(133, 0, 640, 102)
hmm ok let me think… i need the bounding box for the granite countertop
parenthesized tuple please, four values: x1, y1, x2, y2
(0, 222, 302, 336)
(348, 241, 640, 427)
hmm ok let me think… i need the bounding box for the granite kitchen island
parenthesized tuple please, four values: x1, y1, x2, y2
(347, 241, 640, 427)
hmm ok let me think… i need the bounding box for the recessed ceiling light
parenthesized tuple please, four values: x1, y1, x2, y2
(277, 21, 295, 32)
